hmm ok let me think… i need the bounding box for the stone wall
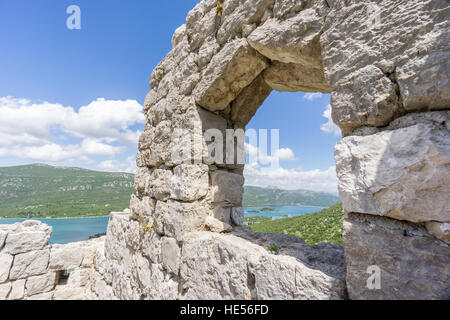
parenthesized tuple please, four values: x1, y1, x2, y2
(1, 0, 449, 300)
(109, 0, 449, 300)
(0, 220, 110, 300)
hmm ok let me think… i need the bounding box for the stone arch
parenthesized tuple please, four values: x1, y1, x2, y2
(104, 0, 450, 300)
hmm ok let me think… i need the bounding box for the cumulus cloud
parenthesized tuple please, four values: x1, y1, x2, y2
(320, 104, 341, 136)
(244, 163, 338, 194)
(0, 96, 144, 166)
(98, 156, 136, 173)
(245, 143, 296, 163)
(304, 92, 323, 101)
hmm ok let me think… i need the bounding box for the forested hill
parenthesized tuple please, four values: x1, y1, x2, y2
(0, 164, 340, 218)
(243, 186, 340, 207)
(0, 164, 134, 218)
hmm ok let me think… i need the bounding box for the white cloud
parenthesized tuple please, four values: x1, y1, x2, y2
(244, 164, 338, 194)
(245, 143, 296, 163)
(320, 104, 341, 136)
(304, 92, 323, 101)
(0, 96, 144, 165)
(98, 156, 136, 173)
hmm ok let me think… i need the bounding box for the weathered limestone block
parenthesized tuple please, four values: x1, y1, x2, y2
(248, 8, 324, 67)
(231, 207, 244, 226)
(172, 24, 186, 48)
(263, 61, 329, 93)
(141, 231, 162, 265)
(329, 65, 400, 136)
(180, 232, 346, 300)
(53, 286, 86, 300)
(154, 200, 208, 241)
(343, 212, 450, 300)
(161, 237, 180, 275)
(49, 243, 84, 270)
(231, 75, 272, 128)
(204, 216, 232, 233)
(9, 249, 49, 280)
(7, 279, 25, 300)
(185, 0, 217, 51)
(272, 0, 305, 19)
(0, 282, 11, 300)
(134, 167, 152, 196)
(170, 164, 209, 201)
(3, 220, 51, 255)
(138, 121, 172, 167)
(210, 170, 244, 206)
(426, 222, 450, 244)
(25, 272, 57, 296)
(27, 291, 54, 300)
(67, 268, 91, 288)
(194, 39, 268, 111)
(145, 263, 179, 300)
(321, 0, 449, 134)
(105, 212, 130, 262)
(0, 230, 7, 250)
(217, 0, 275, 45)
(130, 195, 154, 220)
(150, 168, 173, 201)
(210, 170, 245, 224)
(0, 253, 13, 283)
(336, 115, 450, 223)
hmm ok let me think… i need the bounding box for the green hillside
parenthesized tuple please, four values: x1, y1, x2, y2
(0, 164, 340, 218)
(243, 186, 340, 207)
(0, 164, 134, 218)
(249, 203, 345, 245)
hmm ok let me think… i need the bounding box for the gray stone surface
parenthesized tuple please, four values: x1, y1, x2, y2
(343, 212, 450, 300)
(336, 113, 450, 223)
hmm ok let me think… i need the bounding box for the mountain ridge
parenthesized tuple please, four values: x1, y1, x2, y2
(0, 164, 340, 218)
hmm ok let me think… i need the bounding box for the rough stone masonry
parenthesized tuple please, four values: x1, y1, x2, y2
(1, 0, 449, 300)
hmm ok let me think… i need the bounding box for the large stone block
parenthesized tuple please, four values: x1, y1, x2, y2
(179, 232, 346, 300)
(343, 212, 450, 300)
(154, 200, 208, 241)
(49, 243, 84, 270)
(0, 253, 13, 283)
(321, 0, 449, 134)
(160, 237, 180, 275)
(217, 0, 275, 45)
(3, 220, 51, 255)
(248, 8, 324, 67)
(170, 164, 209, 201)
(9, 249, 49, 280)
(336, 113, 450, 223)
(7, 279, 25, 300)
(263, 61, 329, 93)
(194, 39, 267, 111)
(26, 272, 57, 296)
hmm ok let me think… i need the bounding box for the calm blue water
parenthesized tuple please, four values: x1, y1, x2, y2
(0, 216, 110, 244)
(0, 206, 325, 244)
(244, 206, 326, 219)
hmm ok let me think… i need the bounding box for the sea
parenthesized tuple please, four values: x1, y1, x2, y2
(0, 206, 325, 244)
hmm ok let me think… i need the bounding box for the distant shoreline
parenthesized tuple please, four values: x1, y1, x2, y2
(0, 215, 110, 221)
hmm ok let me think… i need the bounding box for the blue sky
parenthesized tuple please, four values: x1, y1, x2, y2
(0, 0, 341, 193)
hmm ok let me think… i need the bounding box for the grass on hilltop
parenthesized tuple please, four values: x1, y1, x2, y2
(249, 203, 345, 245)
